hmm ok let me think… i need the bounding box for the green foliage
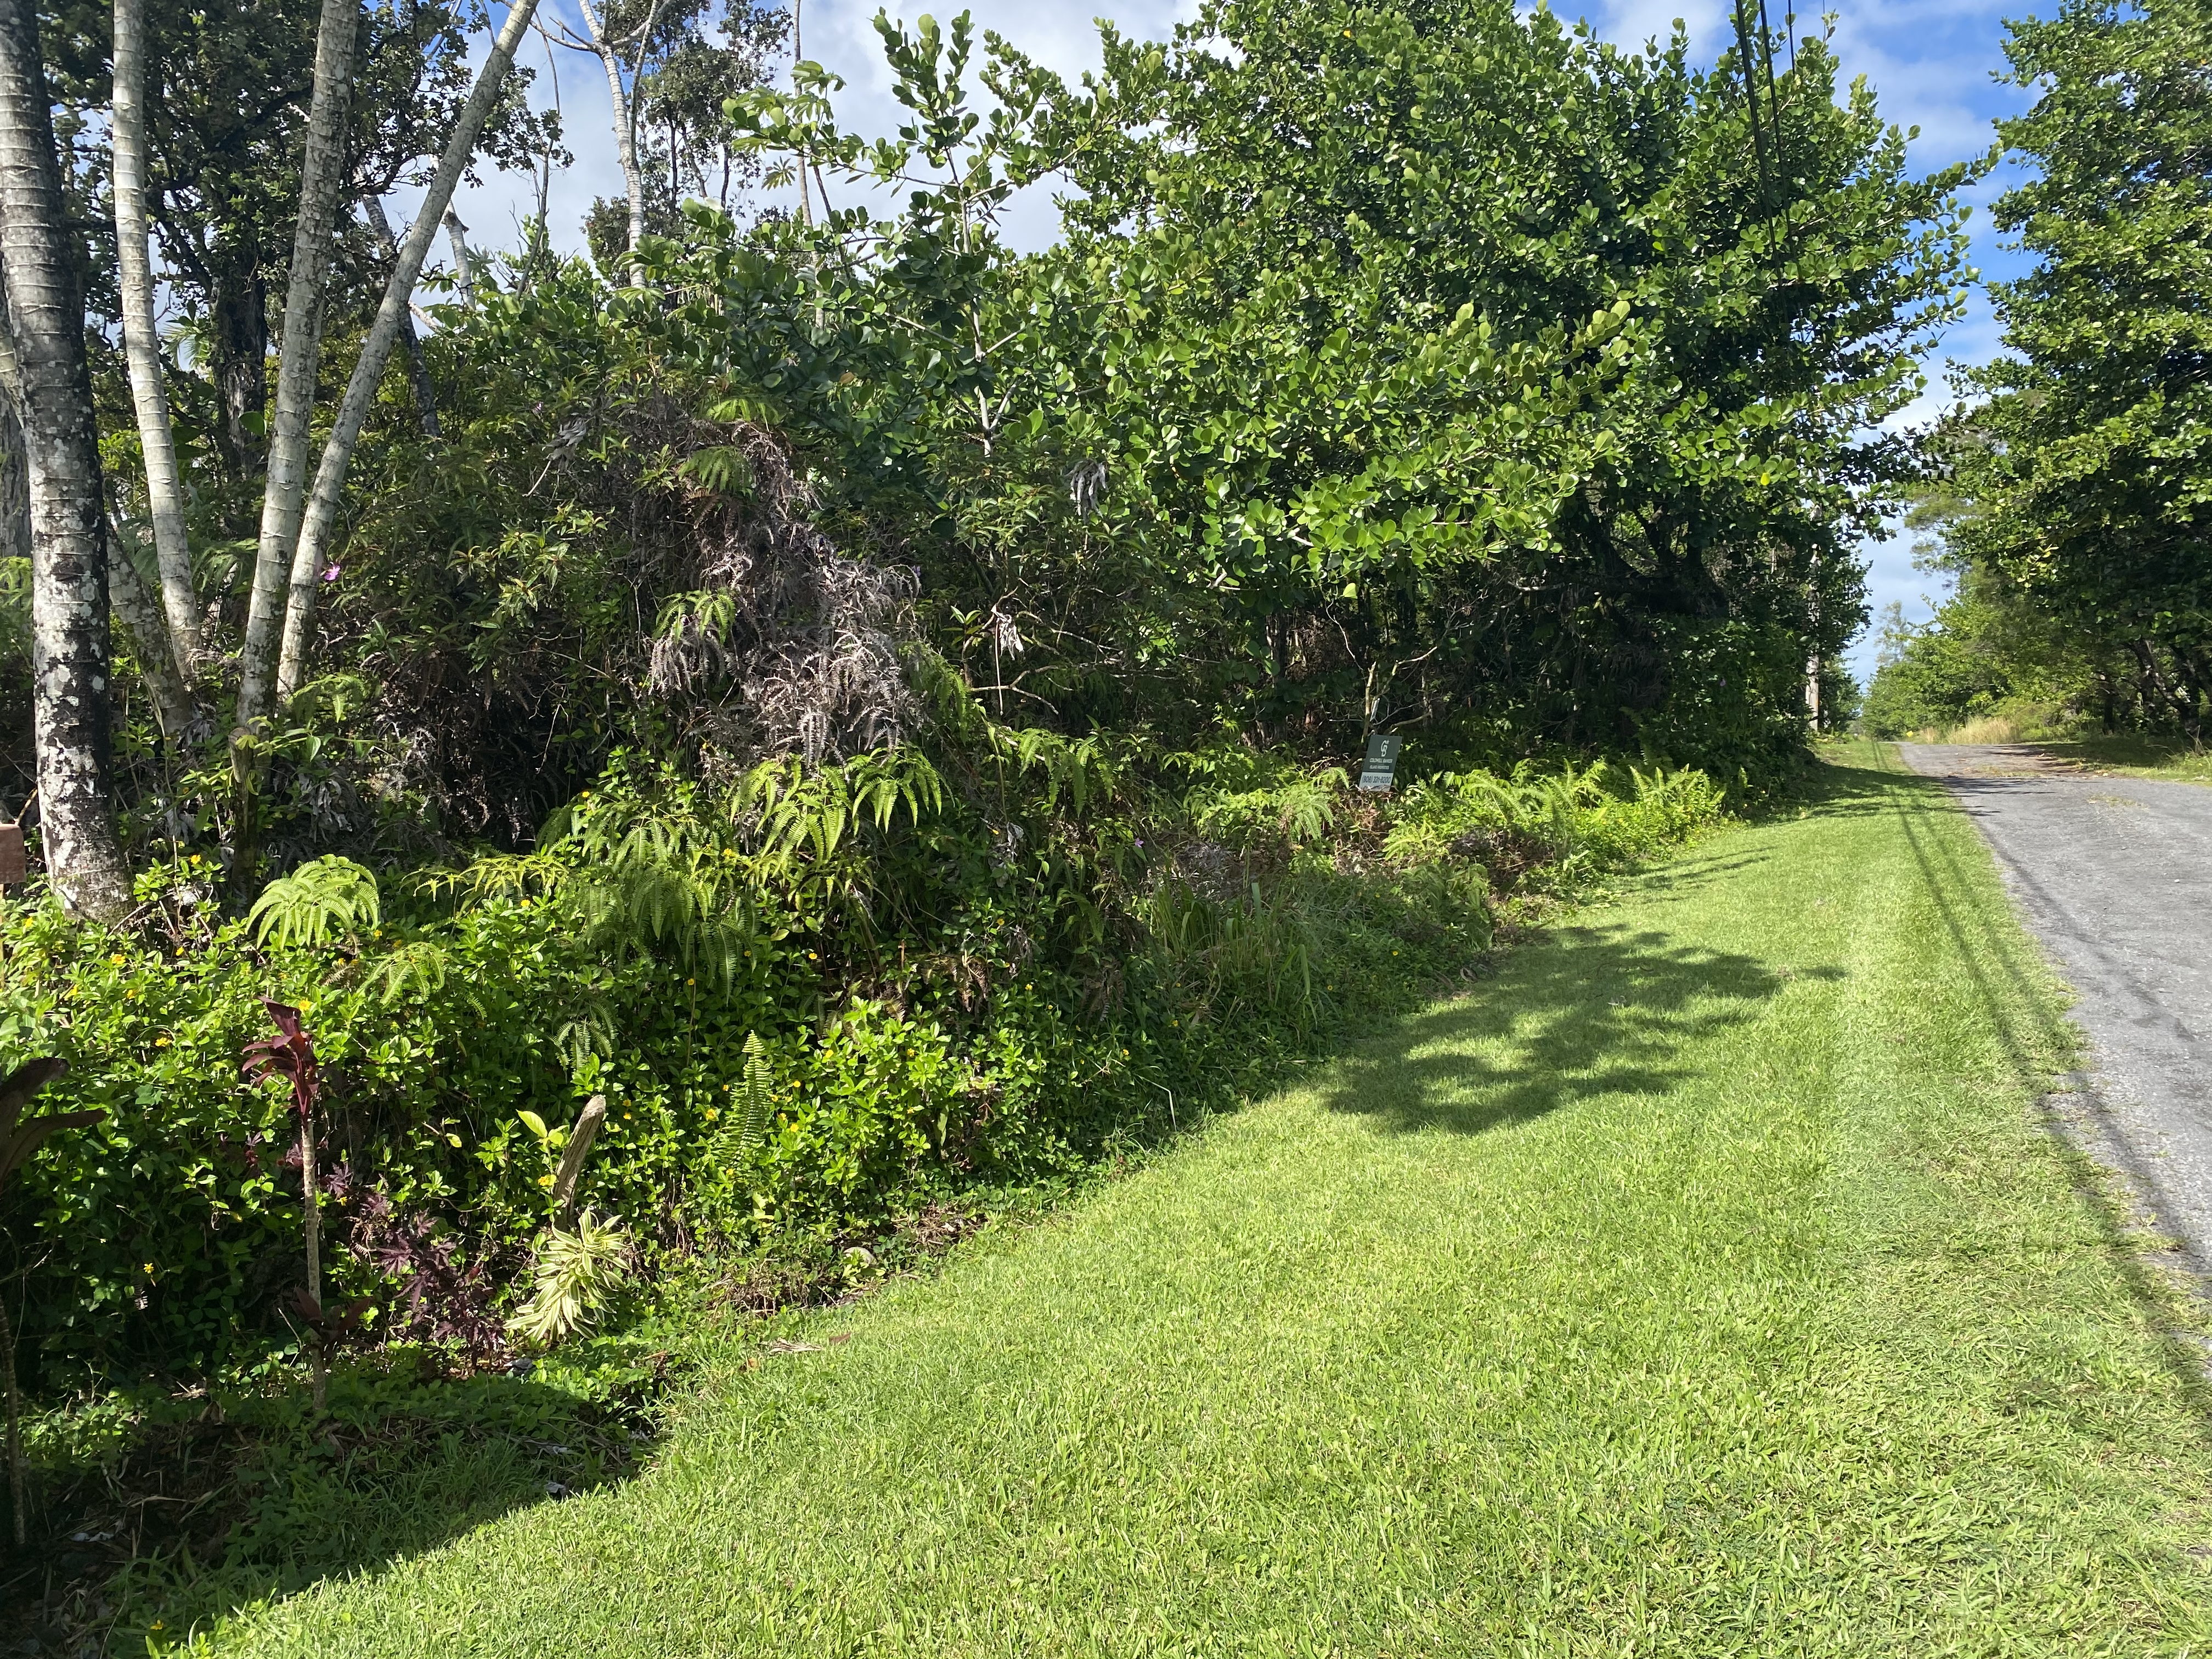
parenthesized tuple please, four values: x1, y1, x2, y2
(507, 1212, 634, 1348)
(247, 857, 381, 949)
(1948, 0, 2212, 740)
(0, 731, 1723, 1391)
(1387, 762, 1726, 886)
(703, 1034, 774, 1182)
(162, 0, 1967, 873)
(1861, 492, 2135, 742)
(1863, 598, 2019, 739)
(1176, 750, 1350, 854)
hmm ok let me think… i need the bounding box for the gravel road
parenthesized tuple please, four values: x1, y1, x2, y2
(1901, 743, 2212, 1266)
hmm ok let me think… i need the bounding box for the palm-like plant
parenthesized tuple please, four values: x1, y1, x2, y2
(507, 1209, 633, 1348)
(242, 1000, 330, 1410)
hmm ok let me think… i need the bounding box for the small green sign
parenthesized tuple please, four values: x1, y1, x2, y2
(1358, 733, 1402, 792)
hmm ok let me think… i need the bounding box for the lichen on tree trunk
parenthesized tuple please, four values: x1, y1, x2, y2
(0, 0, 132, 921)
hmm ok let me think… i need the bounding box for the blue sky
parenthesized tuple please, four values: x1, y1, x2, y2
(430, 0, 2042, 683)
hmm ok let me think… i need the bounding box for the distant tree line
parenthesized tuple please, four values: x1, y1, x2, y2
(1869, 0, 2212, 746)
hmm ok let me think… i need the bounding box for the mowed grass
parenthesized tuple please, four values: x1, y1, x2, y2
(218, 746, 2212, 1657)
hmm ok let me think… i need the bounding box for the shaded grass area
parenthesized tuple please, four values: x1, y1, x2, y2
(8, 1208, 1009, 1651)
(2036, 733, 2212, 783)
(8, 1332, 688, 1651)
(202, 743, 2212, 1655)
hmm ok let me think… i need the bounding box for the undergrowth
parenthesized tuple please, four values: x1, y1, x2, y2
(0, 738, 1724, 1650)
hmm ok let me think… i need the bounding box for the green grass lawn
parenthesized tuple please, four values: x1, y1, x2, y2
(2036, 733, 2212, 784)
(208, 746, 2212, 1656)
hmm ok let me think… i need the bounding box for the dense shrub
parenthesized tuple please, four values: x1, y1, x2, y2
(2, 744, 1721, 1392)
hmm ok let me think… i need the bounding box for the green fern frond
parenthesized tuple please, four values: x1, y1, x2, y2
(554, 1003, 616, 1074)
(361, 939, 452, 1003)
(705, 1032, 776, 1177)
(249, 856, 381, 949)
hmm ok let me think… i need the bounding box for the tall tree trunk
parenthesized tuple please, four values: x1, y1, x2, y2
(235, 0, 360, 735)
(274, 0, 544, 700)
(360, 198, 437, 437)
(111, 0, 202, 680)
(579, 0, 646, 283)
(0, 0, 132, 920)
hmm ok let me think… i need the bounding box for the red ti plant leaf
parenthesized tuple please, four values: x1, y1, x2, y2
(242, 999, 321, 1121)
(243, 1000, 331, 1410)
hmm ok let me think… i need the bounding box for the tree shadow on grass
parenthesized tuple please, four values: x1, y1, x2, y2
(1318, 921, 1818, 1138)
(5, 1353, 667, 1656)
(1798, 753, 1948, 818)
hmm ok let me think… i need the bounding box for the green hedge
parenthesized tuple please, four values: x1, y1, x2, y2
(2, 747, 1718, 1393)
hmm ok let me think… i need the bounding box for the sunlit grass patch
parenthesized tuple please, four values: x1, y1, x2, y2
(211, 748, 2212, 1657)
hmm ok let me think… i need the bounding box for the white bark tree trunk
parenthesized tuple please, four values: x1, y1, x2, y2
(442, 207, 477, 305)
(579, 0, 646, 283)
(273, 0, 544, 699)
(360, 197, 438, 436)
(0, 0, 133, 919)
(111, 0, 202, 680)
(235, 0, 359, 732)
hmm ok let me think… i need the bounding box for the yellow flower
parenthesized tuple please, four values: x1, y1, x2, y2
(538, 1173, 554, 1187)
(109, 953, 127, 966)
(142, 1262, 154, 1274)
(705, 1107, 720, 1119)
(155, 1036, 171, 1048)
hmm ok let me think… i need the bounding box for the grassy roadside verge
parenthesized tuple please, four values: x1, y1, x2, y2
(205, 743, 2212, 1654)
(2031, 734, 2212, 784)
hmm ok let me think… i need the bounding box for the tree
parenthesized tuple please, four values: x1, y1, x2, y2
(715, 0, 1963, 775)
(235, 0, 362, 737)
(1951, 0, 2212, 743)
(110, 0, 199, 682)
(0, 0, 131, 918)
(556, 0, 787, 277)
(275, 0, 551, 698)
(40, 0, 545, 486)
